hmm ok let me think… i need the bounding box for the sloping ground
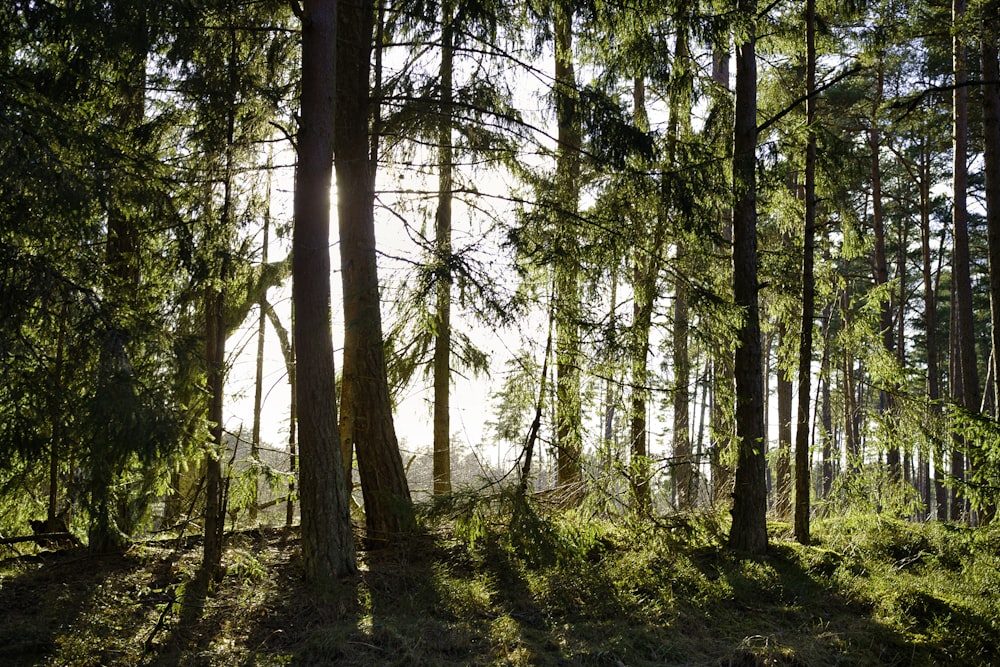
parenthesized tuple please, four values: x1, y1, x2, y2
(0, 515, 997, 666)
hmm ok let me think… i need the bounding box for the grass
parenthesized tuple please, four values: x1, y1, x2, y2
(1, 507, 999, 666)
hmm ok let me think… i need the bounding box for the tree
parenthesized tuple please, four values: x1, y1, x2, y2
(728, 0, 769, 554)
(432, 0, 455, 496)
(294, 0, 357, 582)
(951, 0, 978, 520)
(336, 0, 415, 542)
(794, 0, 818, 544)
(552, 0, 584, 492)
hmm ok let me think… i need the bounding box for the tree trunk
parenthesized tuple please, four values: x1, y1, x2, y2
(776, 338, 792, 518)
(432, 0, 455, 496)
(951, 0, 978, 520)
(981, 0, 1000, 522)
(336, 0, 414, 541)
(794, 0, 817, 543)
(553, 0, 583, 492)
(869, 59, 899, 476)
(202, 279, 227, 577)
(728, 9, 768, 554)
(293, 0, 357, 582)
(915, 140, 944, 518)
(710, 39, 736, 507)
(670, 29, 694, 511)
(249, 151, 272, 524)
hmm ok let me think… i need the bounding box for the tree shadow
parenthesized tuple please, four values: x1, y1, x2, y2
(0, 544, 157, 666)
(697, 542, 957, 665)
(0, 548, 105, 666)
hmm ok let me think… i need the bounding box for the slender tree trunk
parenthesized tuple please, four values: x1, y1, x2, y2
(794, 0, 817, 543)
(203, 277, 227, 577)
(951, 0, 978, 520)
(981, 0, 1000, 523)
(870, 60, 899, 476)
(728, 7, 768, 554)
(337, 0, 414, 541)
(670, 29, 694, 511)
(432, 0, 454, 496)
(673, 274, 692, 509)
(250, 152, 272, 524)
(916, 141, 945, 519)
(820, 311, 834, 498)
(630, 264, 654, 514)
(202, 23, 242, 578)
(710, 40, 736, 507)
(294, 0, 357, 582)
(776, 332, 792, 519)
(553, 0, 583, 492)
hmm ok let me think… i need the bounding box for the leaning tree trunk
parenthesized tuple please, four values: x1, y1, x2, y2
(337, 0, 414, 542)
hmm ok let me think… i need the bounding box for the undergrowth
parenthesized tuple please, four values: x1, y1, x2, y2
(1, 496, 999, 665)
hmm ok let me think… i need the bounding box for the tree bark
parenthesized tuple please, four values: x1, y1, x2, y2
(336, 0, 414, 541)
(776, 339, 792, 518)
(951, 0, 978, 520)
(794, 0, 817, 544)
(553, 0, 583, 492)
(710, 39, 736, 507)
(432, 0, 454, 496)
(293, 0, 357, 582)
(870, 58, 899, 476)
(980, 0, 1000, 521)
(728, 7, 768, 554)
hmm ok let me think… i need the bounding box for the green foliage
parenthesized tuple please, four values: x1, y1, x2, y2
(820, 464, 925, 519)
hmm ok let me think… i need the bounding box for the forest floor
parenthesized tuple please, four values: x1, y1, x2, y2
(1, 505, 999, 666)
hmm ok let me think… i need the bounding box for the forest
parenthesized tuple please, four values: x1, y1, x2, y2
(3, 0, 1000, 664)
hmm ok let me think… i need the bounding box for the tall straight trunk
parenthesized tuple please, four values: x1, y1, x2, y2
(553, 0, 583, 490)
(673, 276, 692, 508)
(262, 300, 297, 525)
(728, 7, 768, 554)
(951, 0, 978, 520)
(776, 343, 792, 518)
(203, 277, 227, 576)
(250, 153, 273, 523)
(983, 0, 1000, 425)
(202, 24, 242, 577)
(918, 139, 944, 519)
(293, 0, 356, 582)
(48, 315, 67, 528)
(627, 75, 663, 514)
(432, 0, 454, 496)
(819, 303, 834, 498)
(286, 307, 297, 527)
(710, 40, 736, 506)
(630, 259, 654, 513)
(602, 271, 619, 475)
(980, 0, 1000, 521)
(671, 29, 694, 511)
(841, 283, 860, 470)
(336, 0, 414, 540)
(870, 60, 899, 475)
(794, 0, 817, 543)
